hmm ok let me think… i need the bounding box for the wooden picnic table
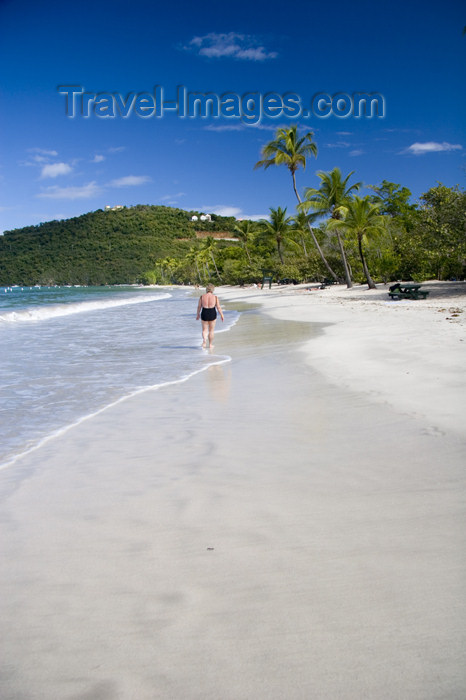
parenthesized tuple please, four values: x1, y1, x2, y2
(388, 283, 430, 300)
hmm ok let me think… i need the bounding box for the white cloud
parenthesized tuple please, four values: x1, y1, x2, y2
(40, 162, 73, 178)
(198, 205, 269, 220)
(241, 213, 269, 221)
(384, 128, 419, 134)
(325, 141, 351, 149)
(349, 149, 364, 157)
(207, 205, 243, 217)
(109, 175, 152, 187)
(251, 122, 291, 131)
(28, 148, 58, 157)
(160, 192, 186, 201)
(36, 181, 101, 200)
(92, 154, 105, 163)
(184, 32, 277, 61)
(404, 141, 463, 155)
(204, 124, 246, 132)
(204, 122, 288, 133)
(29, 154, 50, 164)
(23, 148, 59, 166)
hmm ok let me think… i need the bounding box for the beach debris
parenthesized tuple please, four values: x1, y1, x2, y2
(449, 307, 463, 316)
(445, 307, 464, 321)
(207, 547, 214, 551)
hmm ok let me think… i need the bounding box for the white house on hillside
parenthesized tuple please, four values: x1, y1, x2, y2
(191, 213, 212, 222)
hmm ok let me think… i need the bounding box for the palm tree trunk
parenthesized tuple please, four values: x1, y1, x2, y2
(291, 170, 301, 203)
(210, 251, 222, 280)
(335, 232, 353, 288)
(300, 236, 308, 258)
(277, 239, 284, 264)
(292, 172, 339, 282)
(358, 236, 376, 289)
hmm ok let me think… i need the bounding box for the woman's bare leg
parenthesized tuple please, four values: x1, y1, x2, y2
(201, 321, 209, 347)
(208, 320, 216, 348)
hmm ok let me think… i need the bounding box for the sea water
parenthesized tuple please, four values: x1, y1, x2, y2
(0, 285, 237, 469)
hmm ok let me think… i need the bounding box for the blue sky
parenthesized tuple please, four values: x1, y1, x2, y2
(1, 0, 464, 233)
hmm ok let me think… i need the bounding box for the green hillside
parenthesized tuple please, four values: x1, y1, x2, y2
(0, 205, 237, 286)
(1, 181, 464, 287)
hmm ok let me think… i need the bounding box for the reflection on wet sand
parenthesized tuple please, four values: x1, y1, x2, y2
(206, 362, 232, 403)
(214, 308, 326, 360)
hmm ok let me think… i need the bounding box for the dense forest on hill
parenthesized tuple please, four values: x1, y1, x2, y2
(0, 205, 237, 286)
(1, 153, 465, 288)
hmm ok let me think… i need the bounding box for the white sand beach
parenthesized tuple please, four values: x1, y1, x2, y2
(220, 280, 466, 436)
(0, 281, 465, 699)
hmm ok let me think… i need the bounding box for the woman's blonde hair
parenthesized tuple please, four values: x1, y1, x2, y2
(206, 284, 215, 293)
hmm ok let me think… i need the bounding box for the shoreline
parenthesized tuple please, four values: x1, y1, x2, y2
(0, 354, 233, 474)
(218, 280, 466, 437)
(0, 285, 465, 698)
(0, 286, 239, 471)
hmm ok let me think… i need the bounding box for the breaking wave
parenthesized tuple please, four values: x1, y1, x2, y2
(0, 293, 171, 324)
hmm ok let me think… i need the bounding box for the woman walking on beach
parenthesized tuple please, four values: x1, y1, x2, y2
(196, 284, 224, 348)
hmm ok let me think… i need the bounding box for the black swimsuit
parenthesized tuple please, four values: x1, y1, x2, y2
(201, 306, 217, 321)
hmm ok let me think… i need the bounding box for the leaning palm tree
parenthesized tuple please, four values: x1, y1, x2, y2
(254, 124, 317, 201)
(300, 168, 362, 288)
(258, 207, 295, 264)
(233, 220, 255, 263)
(328, 196, 386, 289)
(254, 125, 338, 281)
(292, 210, 320, 259)
(199, 236, 222, 280)
(185, 246, 203, 283)
(157, 257, 179, 284)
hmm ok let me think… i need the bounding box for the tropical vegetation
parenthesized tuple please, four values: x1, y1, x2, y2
(0, 129, 465, 287)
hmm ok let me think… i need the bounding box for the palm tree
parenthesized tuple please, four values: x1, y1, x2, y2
(255, 124, 317, 201)
(258, 207, 295, 264)
(199, 236, 222, 280)
(328, 196, 386, 289)
(292, 211, 319, 259)
(157, 257, 179, 284)
(233, 220, 255, 263)
(254, 125, 338, 281)
(186, 246, 203, 283)
(300, 168, 362, 288)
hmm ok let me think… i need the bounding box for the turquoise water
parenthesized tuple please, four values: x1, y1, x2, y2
(0, 286, 237, 468)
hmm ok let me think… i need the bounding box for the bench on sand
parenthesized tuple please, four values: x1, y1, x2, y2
(261, 269, 274, 289)
(388, 283, 430, 300)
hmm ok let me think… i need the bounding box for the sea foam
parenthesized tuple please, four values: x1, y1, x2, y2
(0, 292, 171, 324)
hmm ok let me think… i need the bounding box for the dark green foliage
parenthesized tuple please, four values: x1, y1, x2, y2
(0, 205, 236, 286)
(368, 180, 417, 222)
(392, 185, 466, 280)
(1, 184, 464, 286)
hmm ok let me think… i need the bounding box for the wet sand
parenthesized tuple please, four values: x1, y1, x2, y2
(0, 295, 465, 699)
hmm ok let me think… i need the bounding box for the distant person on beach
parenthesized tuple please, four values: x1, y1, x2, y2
(196, 284, 224, 348)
